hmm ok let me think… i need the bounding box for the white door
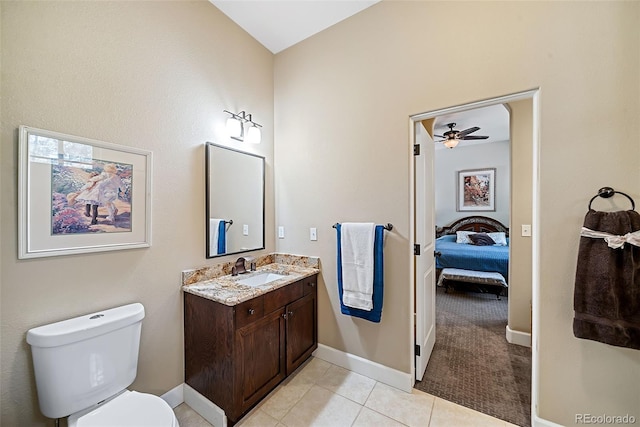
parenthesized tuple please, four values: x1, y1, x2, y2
(414, 120, 436, 381)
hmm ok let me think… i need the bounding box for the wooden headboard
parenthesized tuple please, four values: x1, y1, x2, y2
(436, 216, 509, 238)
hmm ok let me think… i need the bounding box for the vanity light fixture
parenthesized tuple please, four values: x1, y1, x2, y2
(223, 110, 262, 144)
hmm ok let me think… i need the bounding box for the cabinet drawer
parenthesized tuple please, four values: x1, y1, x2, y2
(302, 277, 317, 296)
(235, 296, 264, 329)
(264, 282, 303, 314)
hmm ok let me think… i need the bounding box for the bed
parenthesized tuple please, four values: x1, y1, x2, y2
(435, 216, 510, 297)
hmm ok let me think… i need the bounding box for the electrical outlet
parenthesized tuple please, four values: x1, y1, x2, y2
(278, 226, 285, 239)
(521, 224, 532, 237)
(310, 227, 317, 241)
(243, 224, 249, 236)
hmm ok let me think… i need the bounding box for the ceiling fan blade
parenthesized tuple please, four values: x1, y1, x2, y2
(456, 126, 480, 137)
(434, 134, 445, 138)
(460, 135, 489, 140)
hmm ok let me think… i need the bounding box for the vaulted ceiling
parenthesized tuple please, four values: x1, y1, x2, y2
(210, 0, 380, 54)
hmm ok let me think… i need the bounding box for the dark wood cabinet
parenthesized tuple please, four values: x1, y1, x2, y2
(286, 292, 317, 374)
(184, 274, 318, 423)
(236, 308, 285, 413)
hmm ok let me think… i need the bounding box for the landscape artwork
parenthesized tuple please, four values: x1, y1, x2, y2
(457, 168, 496, 212)
(51, 160, 133, 234)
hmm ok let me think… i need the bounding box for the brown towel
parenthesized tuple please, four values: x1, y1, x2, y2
(573, 209, 640, 350)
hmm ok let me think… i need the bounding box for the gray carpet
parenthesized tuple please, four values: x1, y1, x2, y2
(414, 285, 531, 427)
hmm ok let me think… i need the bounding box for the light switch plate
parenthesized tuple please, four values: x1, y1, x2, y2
(243, 224, 249, 235)
(278, 226, 285, 239)
(521, 224, 532, 237)
(310, 227, 317, 241)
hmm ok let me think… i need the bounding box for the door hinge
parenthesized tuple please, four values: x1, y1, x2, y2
(415, 344, 421, 356)
(414, 244, 421, 256)
(413, 144, 420, 155)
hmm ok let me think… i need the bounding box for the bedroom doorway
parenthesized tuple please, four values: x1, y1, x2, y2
(410, 90, 538, 426)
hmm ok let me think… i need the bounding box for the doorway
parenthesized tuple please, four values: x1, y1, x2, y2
(409, 89, 539, 425)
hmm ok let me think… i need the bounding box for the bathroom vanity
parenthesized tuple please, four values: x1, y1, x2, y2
(182, 258, 319, 423)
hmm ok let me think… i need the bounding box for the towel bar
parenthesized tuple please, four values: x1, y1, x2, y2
(588, 187, 635, 211)
(332, 222, 393, 231)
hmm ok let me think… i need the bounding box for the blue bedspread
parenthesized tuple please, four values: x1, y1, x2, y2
(435, 235, 509, 279)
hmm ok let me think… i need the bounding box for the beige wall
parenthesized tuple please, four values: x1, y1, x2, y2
(508, 99, 533, 334)
(0, 2, 274, 424)
(274, 1, 639, 425)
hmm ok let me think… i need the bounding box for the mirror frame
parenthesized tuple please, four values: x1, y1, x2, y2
(205, 142, 265, 258)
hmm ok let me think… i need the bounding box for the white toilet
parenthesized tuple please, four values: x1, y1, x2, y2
(26, 303, 179, 426)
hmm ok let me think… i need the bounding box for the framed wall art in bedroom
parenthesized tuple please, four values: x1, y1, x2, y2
(457, 168, 496, 212)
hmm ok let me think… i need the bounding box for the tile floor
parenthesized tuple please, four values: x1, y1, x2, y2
(174, 357, 520, 427)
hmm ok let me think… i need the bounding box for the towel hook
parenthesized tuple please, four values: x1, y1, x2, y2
(588, 187, 635, 211)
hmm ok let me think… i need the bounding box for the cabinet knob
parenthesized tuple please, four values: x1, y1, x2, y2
(308, 282, 315, 287)
(288, 311, 294, 317)
(248, 308, 255, 315)
(282, 313, 288, 319)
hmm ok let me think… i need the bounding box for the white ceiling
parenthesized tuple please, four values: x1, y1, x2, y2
(210, 1, 509, 145)
(210, 0, 380, 54)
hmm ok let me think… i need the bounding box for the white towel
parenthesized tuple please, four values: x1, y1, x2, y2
(209, 218, 222, 254)
(341, 222, 376, 310)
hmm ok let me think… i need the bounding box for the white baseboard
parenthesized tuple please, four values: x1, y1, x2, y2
(533, 413, 564, 427)
(184, 384, 227, 427)
(313, 343, 413, 393)
(160, 383, 184, 409)
(506, 325, 532, 347)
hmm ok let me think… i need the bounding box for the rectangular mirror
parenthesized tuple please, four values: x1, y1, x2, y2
(206, 143, 265, 258)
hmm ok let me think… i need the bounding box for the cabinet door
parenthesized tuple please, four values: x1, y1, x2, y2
(236, 308, 286, 415)
(286, 292, 317, 375)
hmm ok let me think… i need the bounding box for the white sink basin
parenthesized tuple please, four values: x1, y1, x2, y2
(237, 272, 287, 287)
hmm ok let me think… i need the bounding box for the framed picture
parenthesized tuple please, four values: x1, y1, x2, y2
(18, 126, 152, 258)
(457, 168, 496, 212)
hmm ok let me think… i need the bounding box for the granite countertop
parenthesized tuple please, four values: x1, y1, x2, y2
(182, 263, 320, 306)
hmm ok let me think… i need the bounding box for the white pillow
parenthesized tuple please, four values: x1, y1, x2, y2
(487, 232, 507, 246)
(455, 231, 476, 244)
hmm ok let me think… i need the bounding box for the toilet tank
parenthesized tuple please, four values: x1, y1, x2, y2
(26, 303, 145, 419)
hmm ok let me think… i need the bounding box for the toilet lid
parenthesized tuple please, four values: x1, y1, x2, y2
(69, 390, 178, 427)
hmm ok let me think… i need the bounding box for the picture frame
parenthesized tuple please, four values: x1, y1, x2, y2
(18, 126, 152, 259)
(457, 168, 496, 212)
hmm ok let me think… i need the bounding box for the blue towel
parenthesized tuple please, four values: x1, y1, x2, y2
(336, 224, 385, 323)
(217, 221, 226, 254)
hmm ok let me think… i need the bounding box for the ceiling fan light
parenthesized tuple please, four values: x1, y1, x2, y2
(444, 139, 459, 149)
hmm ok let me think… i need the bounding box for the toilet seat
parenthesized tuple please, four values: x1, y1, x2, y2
(68, 390, 179, 427)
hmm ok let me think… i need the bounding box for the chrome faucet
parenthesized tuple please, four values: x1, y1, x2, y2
(231, 257, 247, 276)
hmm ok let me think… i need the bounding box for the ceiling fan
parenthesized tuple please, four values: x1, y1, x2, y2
(435, 122, 489, 148)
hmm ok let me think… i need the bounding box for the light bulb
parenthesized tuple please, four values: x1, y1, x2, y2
(246, 125, 261, 144)
(226, 117, 242, 139)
